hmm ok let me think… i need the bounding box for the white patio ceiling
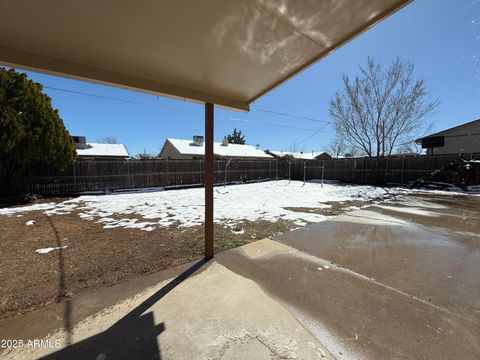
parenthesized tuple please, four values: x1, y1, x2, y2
(0, 0, 411, 111)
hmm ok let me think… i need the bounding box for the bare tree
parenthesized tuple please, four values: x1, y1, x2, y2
(329, 57, 438, 159)
(97, 136, 119, 144)
(135, 153, 157, 160)
(324, 137, 363, 158)
(324, 137, 346, 158)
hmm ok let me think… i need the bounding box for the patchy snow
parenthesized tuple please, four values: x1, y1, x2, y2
(25, 220, 36, 226)
(0, 202, 57, 215)
(35, 245, 68, 254)
(1, 180, 416, 230)
(232, 228, 245, 235)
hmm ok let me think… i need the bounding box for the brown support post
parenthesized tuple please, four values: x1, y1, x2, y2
(205, 103, 214, 259)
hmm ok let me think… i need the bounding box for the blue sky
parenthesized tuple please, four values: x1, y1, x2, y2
(18, 0, 480, 156)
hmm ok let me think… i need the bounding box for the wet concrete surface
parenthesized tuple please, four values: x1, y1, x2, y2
(217, 250, 480, 359)
(255, 193, 480, 359)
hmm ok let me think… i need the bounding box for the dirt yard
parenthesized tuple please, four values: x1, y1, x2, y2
(0, 209, 299, 320)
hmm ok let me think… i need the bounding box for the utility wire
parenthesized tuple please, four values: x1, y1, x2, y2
(221, 116, 318, 132)
(44, 85, 328, 132)
(256, 108, 329, 123)
(281, 122, 330, 151)
(44, 86, 152, 106)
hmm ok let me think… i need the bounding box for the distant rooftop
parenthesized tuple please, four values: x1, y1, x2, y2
(166, 138, 272, 159)
(76, 143, 129, 157)
(268, 150, 329, 160)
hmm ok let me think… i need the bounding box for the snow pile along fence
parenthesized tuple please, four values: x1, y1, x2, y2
(412, 159, 480, 192)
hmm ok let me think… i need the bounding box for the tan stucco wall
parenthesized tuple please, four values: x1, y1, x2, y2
(158, 142, 197, 160)
(430, 134, 480, 155)
(429, 121, 480, 155)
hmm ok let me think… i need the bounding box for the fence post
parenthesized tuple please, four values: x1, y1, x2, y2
(288, 159, 291, 183)
(73, 161, 77, 193)
(361, 157, 365, 184)
(303, 161, 306, 185)
(353, 159, 356, 182)
(166, 159, 169, 186)
(126, 161, 130, 189)
(322, 161, 325, 188)
(224, 157, 232, 186)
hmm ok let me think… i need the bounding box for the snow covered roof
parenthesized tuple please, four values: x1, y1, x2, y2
(166, 139, 272, 159)
(268, 150, 329, 160)
(76, 143, 129, 158)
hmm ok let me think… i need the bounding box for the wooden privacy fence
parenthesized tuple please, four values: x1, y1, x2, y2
(20, 153, 480, 195)
(291, 153, 480, 184)
(21, 159, 290, 195)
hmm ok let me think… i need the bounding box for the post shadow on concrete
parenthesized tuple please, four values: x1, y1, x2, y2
(40, 258, 209, 360)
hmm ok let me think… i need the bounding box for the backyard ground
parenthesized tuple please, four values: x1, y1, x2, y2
(1, 190, 479, 359)
(0, 180, 411, 320)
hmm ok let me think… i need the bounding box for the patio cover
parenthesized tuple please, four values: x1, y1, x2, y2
(0, 0, 411, 111)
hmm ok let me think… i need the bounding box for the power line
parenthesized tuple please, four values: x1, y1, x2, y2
(44, 85, 328, 131)
(45, 85, 205, 115)
(281, 122, 331, 151)
(255, 108, 329, 123)
(221, 116, 319, 132)
(44, 86, 152, 106)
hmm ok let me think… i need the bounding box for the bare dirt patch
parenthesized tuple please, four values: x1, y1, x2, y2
(0, 211, 297, 320)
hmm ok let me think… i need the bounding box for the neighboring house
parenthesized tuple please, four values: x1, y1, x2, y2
(159, 136, 273, 160)
(73, 136, 129, 160)
(266, 150, 331, 160)
(416, 119, 480, 155)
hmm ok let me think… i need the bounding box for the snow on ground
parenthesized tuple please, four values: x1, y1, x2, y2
(0, 180, 415, 231)
(25, 220, 36, 226)
(35, 245, 68, 254)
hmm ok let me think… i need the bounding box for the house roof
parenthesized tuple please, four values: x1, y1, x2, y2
(268, 150, 328, 160)
(0, 0, 411, 111)
(416, 119, 480, 141)
(166, 139, 272, 159)
(76, 143, 129, 157)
